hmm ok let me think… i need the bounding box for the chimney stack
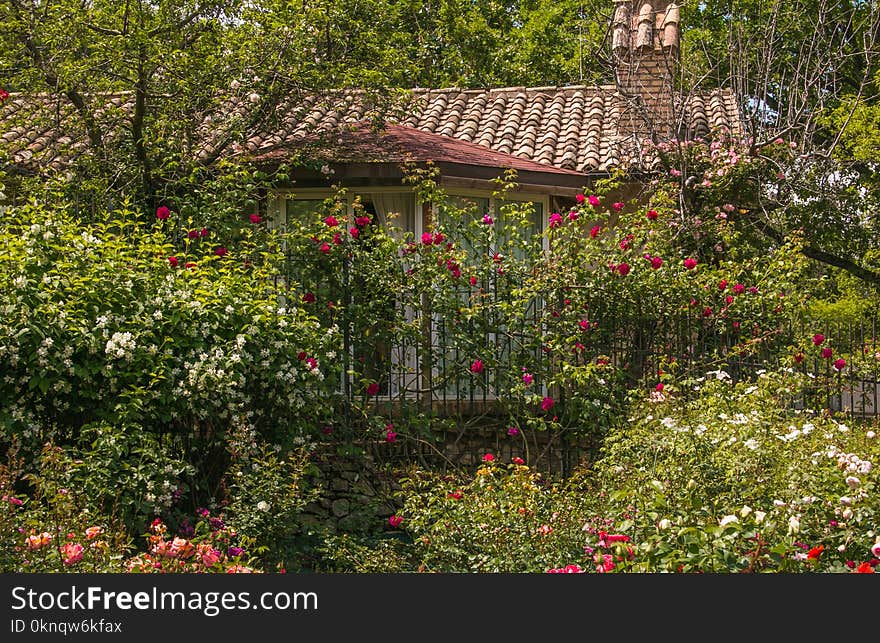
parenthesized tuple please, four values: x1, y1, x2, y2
(611, 1, 680, 139)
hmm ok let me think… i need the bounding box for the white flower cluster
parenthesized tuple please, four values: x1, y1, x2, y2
(105, 331, 136, 360)
(833, 448, 872, 475)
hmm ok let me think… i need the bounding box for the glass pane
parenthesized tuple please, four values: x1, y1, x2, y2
(286, 199, 325, 226)
(498, 200, 543, 259)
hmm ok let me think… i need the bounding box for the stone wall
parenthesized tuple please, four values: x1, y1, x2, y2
(301, 422, 594, 534)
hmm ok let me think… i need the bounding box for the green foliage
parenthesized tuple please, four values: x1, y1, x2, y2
(331, 367, 880, 573)
(222, 421, 320, 569)
(0, 197, 339, 450)
(0, 443, 134, 572)
(390, 461, 596, 572)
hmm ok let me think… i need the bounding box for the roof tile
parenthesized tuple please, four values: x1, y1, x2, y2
(1, 82, 742, 176)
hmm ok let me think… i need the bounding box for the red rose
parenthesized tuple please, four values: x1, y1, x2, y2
(155, 205, 170, 220)
(168, 256, 178, 268)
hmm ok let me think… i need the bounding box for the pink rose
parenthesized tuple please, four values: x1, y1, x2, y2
(575, 194, 585, 204)
(588, 195, 600, 207)
(617, 262, 630, 276)
(366, 382, 380, 396)
(833, 358, 846, 371)
(324, 216, 339, 227)
(249, 213, 262, 224)
(470, 359, 484, 374)
(482, 453, 495, 462)
(155, 205, 170, 220)
(541, 396, 554, 412)
(60, 542, 84, 565)
(388, 515, 403, 528)
(85, 526, 102, 539)
(215, 246, 228, 257)
(812, 333, 825, 346)
(684, 258, 697, 270)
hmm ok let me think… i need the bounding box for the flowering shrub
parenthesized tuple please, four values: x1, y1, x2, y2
(0, 444, 133, 572)
(125, 514, 265, 573)
(594, 367, 880, 572)
(0, 200, 339, 452)
(375, 458, 605, 572)
(315, 365, 879, 573)
(220, 420, 319, 568)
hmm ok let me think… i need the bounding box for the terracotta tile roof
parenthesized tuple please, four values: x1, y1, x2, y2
(1, 85, 741, 177)
(0, 92, 134, 172)
(400, 86, 741, 173)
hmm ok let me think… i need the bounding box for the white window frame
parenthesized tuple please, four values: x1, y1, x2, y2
(266, 188, 551, 403)
(429, 190, 550, 402)
(269, 189, 423, 400)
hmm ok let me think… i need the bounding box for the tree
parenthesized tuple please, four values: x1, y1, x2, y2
(666, 0, 880, 287)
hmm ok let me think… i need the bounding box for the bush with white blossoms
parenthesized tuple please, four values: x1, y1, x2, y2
(0, 199, 341, 451)
(592, 366, 880, 572)
(318, 366, 879, 573)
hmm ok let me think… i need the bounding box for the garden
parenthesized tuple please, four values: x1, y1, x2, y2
(2, 133, 878, 574)
(2, 0, 880, 576)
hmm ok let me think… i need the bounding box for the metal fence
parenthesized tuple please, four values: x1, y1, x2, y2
(282, 253, 880, 419)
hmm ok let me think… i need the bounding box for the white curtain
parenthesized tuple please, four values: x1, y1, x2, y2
(371, 193, 415, 240)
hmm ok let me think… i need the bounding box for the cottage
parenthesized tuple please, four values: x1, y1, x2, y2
(1, 1, 741, 240)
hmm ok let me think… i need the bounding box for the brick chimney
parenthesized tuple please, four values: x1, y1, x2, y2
(611, 1, 680, 139)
